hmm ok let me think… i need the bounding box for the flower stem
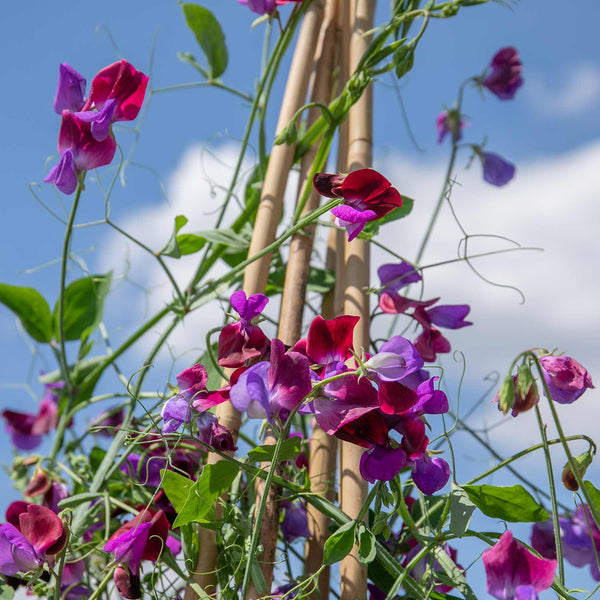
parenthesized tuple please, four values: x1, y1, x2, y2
(534, 403, 565, 588)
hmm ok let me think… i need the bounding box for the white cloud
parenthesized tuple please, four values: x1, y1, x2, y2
(527, 64, 600, 116)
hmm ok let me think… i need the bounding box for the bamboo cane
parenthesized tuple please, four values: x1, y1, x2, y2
(339, 1, 375, 599)
(305, 1, 349, 597)
(184, 3, 325, 598)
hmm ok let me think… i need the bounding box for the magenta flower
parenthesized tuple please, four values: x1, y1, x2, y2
(539, 355, 594, 405)
(196, 412, 237, 452)
(238, 0, 302, 15)
(479, 151, 516, 186)
(44, 111, 117, 194)
(229, 339, 312, 423)
(114, 564, 142, 599)
(436, 109, 466, 144)
(2, 382, 62, 449)
(313, 169, 403, 241)
(481, 47, 524, 100)
(53, 63, 86, 113)
(218, 290, 270, 368)
(482, 530, 556, 600)
(360, 443, 407, 483)
(303, 314, 359, 370)
(91, 406, 124, 436)
(0, 504, 66, 576)
(77, 59, 149, 141)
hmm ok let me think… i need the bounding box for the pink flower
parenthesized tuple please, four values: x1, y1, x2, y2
(539, 355, 594, 405)
(313, 169, 402, 241)
(436, 109, 466, 144)
(482, 530, 556, 600)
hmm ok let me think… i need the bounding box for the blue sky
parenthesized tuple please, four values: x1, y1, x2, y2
(1, 0, 600, 595)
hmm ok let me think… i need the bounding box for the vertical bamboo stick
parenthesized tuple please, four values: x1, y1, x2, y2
(305, 1, 348, 597)
(339, 1, 375, 599)
(184, 3, 325, 598)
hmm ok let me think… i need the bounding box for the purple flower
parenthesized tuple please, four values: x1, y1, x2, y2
(530, 520, 556, 560)
(0, 504, 66, 576)
(218, 291, 270, 368)
(481, 47, 524, 100)
(281, 501, 312, 543)
(480, 151, 516, 186)
(411, 454, 450, 496)
(91, 406, 124, 436)
(196, 412, 237, 452)
(229, 339, 312, 423)
(436, 109, 466, 144)
(114, 565, 141, 599)
(482, 530, 556, 600)
(238, 0, 302, 16)
(365, 336, 424, 382)
(272, 582, 298, 599)
(359, 443, 407, 483)
(378, 262, 422, 295)
(53, 63, 86, 113)
(104, 523, 151, 575)
(539, 355, 594, 405)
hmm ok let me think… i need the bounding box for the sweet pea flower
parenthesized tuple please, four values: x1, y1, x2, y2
(480, 47, 524, 100)
(313, 169, 402, 241)
(53, 63, 86, 113)
(238, 0, 302, 15)
(365, 336, 424, 382)
(479, 151, 516, 186)
(281, 501, 312, 543)
(76, 59, 149, 141)
(0, 504, 66, 576)
(436, 109, 466, 144)
(539, 355, 594, 405)
(44, 111, 117, 194)
(218, 290, 270, 368)
(196, 412, 237, 452)
(482, 530, 556, 600)
(229, 339, 312, 423)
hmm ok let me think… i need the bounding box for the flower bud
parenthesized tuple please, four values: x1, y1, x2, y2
(561, 450, 593, 492)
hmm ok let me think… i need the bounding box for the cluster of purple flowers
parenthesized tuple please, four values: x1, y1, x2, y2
(44, 60, 148, 194)
(436, 47, 523, 187)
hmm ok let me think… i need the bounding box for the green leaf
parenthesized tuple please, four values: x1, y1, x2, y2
(449, 484, 476, 538)
(0, 283, 53, 343)
(584, 481, 600, 528)
(358, 197, 414, 240)
(181, 4, 228, 79)
(0, 582, 15, 599)
(160, 215, 189, 258)
(161, 469, 195, 513)
(176, 233, 206, 256)
(323, 521, 356, 566)
(357, 524, 377, 565)
(58, 492, 102, 509)
(394, 44, 415, 79)
(247, 437, 302, 463)
(497, 374, 516, 415)
(54, 274, 111, 341)
(462, 484, 549, 522)
(172, 461, 239, 527)
(197, 344, 222, 390)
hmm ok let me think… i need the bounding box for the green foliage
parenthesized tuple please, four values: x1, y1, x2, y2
(0, 283, 53, 343)
(162, 461, 239, 528)
(584, 481, 600, 527)
(357, 523, 377, 565)
(497, 374, 516, 415)
(181, 4, 228, 79)
(247, 436, 302, 463)
(461, 484, 549, 522)
(449, 483, 476, 537)
(394, 44, 415, 79)
(160, 215, 189, 258)
(54, 274, 111, 341)
(265, 266, 336, 296)
(323, 520, 356, 565)
(198, 343, 222, 390)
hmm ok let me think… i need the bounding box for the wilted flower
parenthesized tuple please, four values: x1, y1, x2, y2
(482, 530, 556, 600)
(313, 169, 402, 241)
(480, 47, 524, 100)
(539, 355, 594, 405)
(494, 375, 540, 417)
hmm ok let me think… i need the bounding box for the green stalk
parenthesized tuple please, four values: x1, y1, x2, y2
(87, 567, 116, 600)
(534, 404, 565, 588)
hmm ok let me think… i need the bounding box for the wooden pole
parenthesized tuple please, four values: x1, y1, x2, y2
(305, 1, 348, 597)
(339, 1, 375, 599)
(184, 3, 325, 598)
